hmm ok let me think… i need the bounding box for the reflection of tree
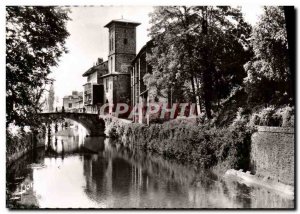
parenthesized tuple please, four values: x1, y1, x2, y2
(92, 139, 293, 208)
(6, 148, 45, 208)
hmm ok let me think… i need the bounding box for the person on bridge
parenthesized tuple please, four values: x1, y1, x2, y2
(62, 106, 65, 113)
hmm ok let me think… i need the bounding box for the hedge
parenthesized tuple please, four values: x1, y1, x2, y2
(103, 116, 254, 171)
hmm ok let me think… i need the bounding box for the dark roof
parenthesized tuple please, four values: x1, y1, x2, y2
(99, 72, 130, 78)
(82, 60, 108, 77)
(63, 94, 82, 99)
(104, 18, 141, 28)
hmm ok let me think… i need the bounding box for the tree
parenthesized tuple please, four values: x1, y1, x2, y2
(244, 6, 292, 107)
(146, 6, 252, 119)
(6, 6, 70, 127)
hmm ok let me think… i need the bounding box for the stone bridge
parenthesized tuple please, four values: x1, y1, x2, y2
(39, 112, 105, 136)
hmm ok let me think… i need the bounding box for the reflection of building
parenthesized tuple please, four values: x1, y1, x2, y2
(82, 58, 108, 112)
(62, 91, 83, 111)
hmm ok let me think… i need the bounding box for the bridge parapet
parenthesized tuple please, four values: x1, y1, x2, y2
(39, 112, 105, 136)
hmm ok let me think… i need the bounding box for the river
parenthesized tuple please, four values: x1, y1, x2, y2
(6, 125, 294, 209)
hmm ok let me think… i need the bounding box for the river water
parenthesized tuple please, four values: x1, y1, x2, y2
(7, 127, 294, 209)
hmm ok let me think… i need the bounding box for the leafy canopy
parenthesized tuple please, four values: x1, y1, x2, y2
(6, 6, 70, 127)
(146, 6, 252, 117)
(244, 6, 291, 107)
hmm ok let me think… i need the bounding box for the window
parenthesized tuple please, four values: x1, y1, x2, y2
(69, 103, 72, 108)
(110, 35, 114, 51)
(110, 57, 113, 72)
(105, 78, 108, 92)
(109, 36, 111, 50)
(124, 38, 128, 45)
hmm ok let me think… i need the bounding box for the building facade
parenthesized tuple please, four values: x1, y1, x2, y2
(62, 91, 83, 112)
(131, 40, 173, 124)
(79, 18, 174, 121)
(131, 41, 152, 123)
(101, 19, 140, 115)
(82, 58, 108, 113)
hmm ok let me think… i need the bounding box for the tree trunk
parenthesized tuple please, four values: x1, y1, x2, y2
(190, 76, 198, 115)
(283, 6, 295, 106)
(202, 66, 213, 119)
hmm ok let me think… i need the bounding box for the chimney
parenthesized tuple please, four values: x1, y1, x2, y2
(97, 58, 103, 65)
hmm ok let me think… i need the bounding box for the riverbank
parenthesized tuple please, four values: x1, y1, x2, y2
(102, 116, 254, 174)
(225, 169, 294, 198)
(7, 134, 293, 209)
(7, 131, 45, 167)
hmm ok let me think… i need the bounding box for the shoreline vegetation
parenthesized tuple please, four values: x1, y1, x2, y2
(102, 115, 255, 175)
(102, 104, 294, 173)
(6, 131, 45, 167)
(102, 112, 294, 197)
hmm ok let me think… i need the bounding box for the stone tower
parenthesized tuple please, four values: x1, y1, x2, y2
(102, 19, 140, 111)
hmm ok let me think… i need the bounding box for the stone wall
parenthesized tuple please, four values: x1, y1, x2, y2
(113, 74, 131, 104)
(114, 25, 136, 54)
(251, 126, 294, 185)
(115, 53, 135, 73)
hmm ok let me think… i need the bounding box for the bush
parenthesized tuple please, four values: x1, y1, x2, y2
(248, 105, 294, 127)
(258, 106, 281, 126)
(103, 115, 254, 171)
(231, 107, 248, 129)
(276, 106, 294, 127)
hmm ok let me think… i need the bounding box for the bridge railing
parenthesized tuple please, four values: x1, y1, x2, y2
(42, 107, 100, 114)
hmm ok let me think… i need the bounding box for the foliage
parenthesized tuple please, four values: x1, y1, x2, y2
(230, 107, 249, 129)
(248, 105, 294, 127)
(213, 87, 248, 127)
(278, 106, 294, 127)
(147, 6, 252, 118)
(6, 127, 44, 159)
(103, 116, 253, 171)
(6, 6, 70, 127)
(244, 6, 292, 108)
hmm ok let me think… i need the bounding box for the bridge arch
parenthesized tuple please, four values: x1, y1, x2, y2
(39, 112, 105, 136)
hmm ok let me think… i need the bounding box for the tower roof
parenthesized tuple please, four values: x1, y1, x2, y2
(104, 18, 141, 28)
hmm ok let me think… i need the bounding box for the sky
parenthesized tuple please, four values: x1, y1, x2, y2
(50, 6, 263, 106)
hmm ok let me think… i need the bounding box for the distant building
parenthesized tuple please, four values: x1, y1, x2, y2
(62, 91, 83, 112)
(82, 58, 108, 113)
(74, 94, 84, 111)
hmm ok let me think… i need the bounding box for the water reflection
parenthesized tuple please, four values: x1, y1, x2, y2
(7, 132, 294, 209)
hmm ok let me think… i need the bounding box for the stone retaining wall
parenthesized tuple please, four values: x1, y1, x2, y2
(251, 126, 294, 185)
